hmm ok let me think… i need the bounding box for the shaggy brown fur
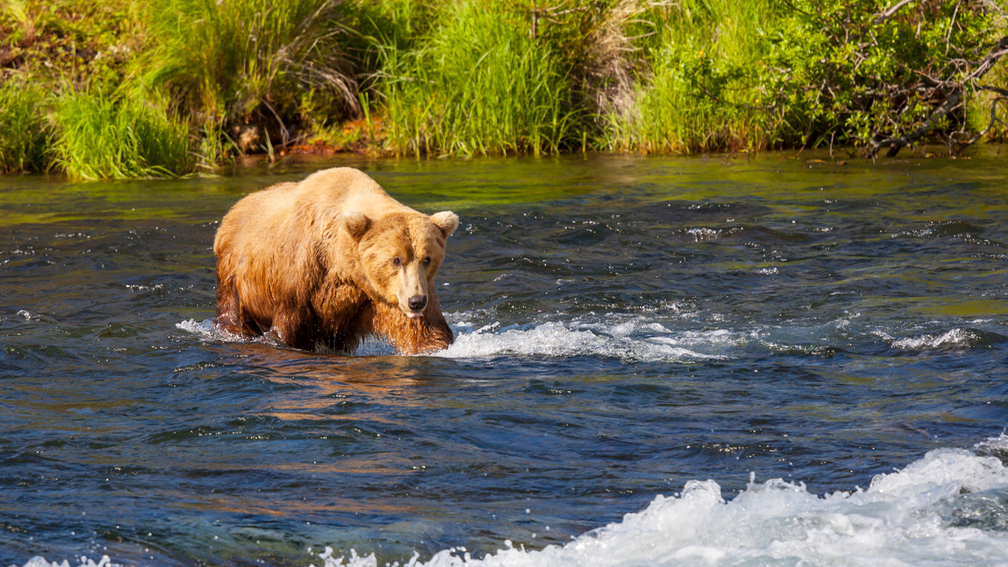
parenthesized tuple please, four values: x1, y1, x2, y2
(214, 167, 459, 355)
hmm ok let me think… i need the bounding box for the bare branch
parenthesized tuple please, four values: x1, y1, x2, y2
(867, 90, 963, 158)
(958, 96, 1008, 149)
(978, 83, 1008, 97)
(867, 33, 1008, 158)
(965, 36, 1008, 82)
(977, 0, 1007, 18)
(874, 0, 914, 24)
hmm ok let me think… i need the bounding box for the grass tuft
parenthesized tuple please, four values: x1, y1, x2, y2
(605, 0, 778, 153)
(0, 80, 51, 173)
(380, 0, 574, 157)
(145, 0, 359, 134)
(53, 88, 191, 180)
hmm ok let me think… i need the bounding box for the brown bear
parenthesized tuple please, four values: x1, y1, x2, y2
(213, 167, 459, 355)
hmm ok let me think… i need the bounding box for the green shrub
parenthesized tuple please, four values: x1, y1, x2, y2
(608, 0, 1003, 154)
(53, 89, 191, 180)
(0, 81, 51, 173)
(756, 1, 987, 150)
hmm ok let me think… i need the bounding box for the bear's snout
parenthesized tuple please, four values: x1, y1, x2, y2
(408, 295, 428, 315)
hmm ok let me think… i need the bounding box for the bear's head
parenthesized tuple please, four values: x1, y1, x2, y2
(341, 210, 459, 318)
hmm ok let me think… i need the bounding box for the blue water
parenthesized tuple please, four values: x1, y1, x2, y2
(2, 153, 1007, 566)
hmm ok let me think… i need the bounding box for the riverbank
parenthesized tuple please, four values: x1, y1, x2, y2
(2, 0, 1007, 179)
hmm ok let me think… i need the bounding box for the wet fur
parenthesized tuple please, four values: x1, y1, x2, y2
(214, 168, 457, 355)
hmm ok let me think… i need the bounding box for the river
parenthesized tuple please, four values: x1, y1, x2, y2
(2, 152, 1007, 566)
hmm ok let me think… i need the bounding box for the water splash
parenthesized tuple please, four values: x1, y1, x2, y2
(890, 328, 982, 351)
(175, 318, 248, 344)
(438, 317, 725, 362)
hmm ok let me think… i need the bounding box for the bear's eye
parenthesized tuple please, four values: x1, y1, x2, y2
(392, 256, 402, 267)
(423, 256, 432, 266)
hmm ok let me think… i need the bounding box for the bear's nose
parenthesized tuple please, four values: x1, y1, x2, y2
(408, 295, 428, 312)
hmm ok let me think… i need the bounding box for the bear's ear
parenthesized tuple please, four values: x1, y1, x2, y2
(341, 211, 371, 241)
(430, 211, 459, 238)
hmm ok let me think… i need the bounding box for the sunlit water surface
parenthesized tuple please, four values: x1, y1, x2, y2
(2, 153, 1007, 567)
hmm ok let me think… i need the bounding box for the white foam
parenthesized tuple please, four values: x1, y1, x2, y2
(891, 328, 976, 351)
(176, 318, 250, 343)
(438, 309, 907, 362)
(174, 312, 740, 361)
(686, 227, 721, 241)
(975, 433, 1008, 456)
(312, 547, 378, 567)
(437, 318, 725, 363)
(21, 556, 114, 567)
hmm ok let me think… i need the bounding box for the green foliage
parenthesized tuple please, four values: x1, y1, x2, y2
(341, 0, 434, 79)
(53, 88, 191, 180)
(0, 80, 51, 173)
(767, 0, 1000, 151)
(380, 0, 575, 156)
(976, 58, 1008, 142)
(610, 0, 1005, 154)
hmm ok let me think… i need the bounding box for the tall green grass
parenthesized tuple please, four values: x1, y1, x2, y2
(380, 0, 574, 157)
(344, 0, 433, 76)
(53, 89, 191, 180)
(146, 0, 357, 133)
(606, 0, 781, 153)
(0, 81, 51, 173)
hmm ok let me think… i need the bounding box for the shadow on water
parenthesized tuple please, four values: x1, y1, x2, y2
(1, 151, 1007, 566)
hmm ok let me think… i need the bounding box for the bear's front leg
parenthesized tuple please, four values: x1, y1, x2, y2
(270, 307, 318, 351)
(311, 282, 371, 353)
(216, 274, 267, 338)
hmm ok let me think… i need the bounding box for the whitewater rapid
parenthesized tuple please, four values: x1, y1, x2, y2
(22, 435, 1008, 567)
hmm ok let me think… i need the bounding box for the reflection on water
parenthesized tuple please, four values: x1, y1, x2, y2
(1, 152, 1007, 566)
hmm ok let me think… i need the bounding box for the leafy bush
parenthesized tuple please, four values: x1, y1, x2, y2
(610, 0, 1005, 155)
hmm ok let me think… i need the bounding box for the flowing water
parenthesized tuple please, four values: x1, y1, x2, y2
(2, 153, 1008, 567)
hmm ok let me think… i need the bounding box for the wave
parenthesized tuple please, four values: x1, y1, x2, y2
(328, 438, 1008, 567)
(888, 327, 1004, 352)
(22, 436, 1008, 567)
(175, 315, 728, 362)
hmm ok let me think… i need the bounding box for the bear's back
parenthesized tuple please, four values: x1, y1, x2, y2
(296, 167, 417, 220)
(214, 181, 300, 256)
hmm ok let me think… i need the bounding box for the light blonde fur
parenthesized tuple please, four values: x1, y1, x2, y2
(214, 167, 458, 354)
